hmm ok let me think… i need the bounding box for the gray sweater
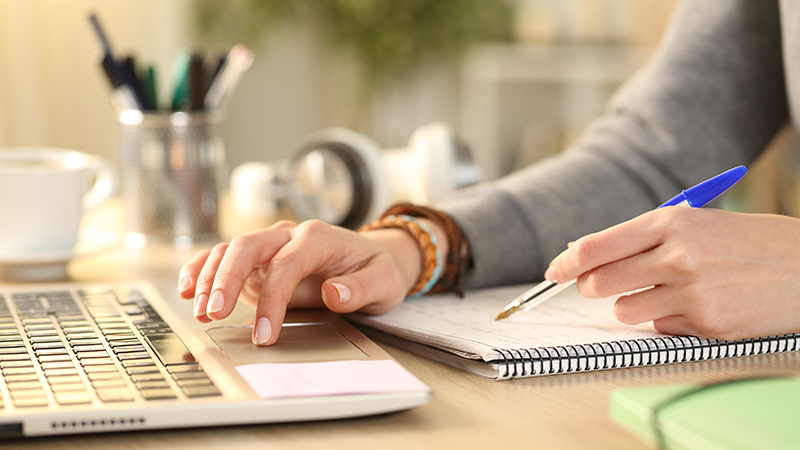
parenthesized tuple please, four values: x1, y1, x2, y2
(438, 0, 794, 289)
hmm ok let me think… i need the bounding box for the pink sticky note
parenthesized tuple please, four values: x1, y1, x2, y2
(235, 360, 429, 399)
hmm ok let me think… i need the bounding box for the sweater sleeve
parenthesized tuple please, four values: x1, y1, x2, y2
(436, 0, 789, 289)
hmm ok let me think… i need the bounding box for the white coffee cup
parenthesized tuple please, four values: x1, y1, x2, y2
(0, 147, 116, 268)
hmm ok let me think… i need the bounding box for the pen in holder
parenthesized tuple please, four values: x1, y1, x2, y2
(119, 111, 227, 248)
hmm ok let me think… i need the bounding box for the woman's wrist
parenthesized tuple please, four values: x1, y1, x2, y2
(358, 228, 421, 295)
(359, 203, 469, 299)
(359, 218, 449, 297)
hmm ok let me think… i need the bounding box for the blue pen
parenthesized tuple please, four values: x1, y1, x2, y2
(495, 165, 748, 321)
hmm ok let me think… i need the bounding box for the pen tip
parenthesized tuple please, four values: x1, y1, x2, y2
(495, 306, 517, 321)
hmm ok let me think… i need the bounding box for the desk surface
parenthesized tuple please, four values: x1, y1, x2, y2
(5, 243, 800, 450)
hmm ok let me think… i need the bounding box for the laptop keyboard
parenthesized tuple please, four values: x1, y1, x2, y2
(0, 286, 220, 410)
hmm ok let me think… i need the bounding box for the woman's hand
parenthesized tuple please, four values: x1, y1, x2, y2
(545, 208, 800, 340)
(177, 219, 439, 346)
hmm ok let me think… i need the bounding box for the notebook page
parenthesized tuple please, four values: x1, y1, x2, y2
(351, 284, 666, 361)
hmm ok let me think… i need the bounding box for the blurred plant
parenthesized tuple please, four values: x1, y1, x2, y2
(195, 0, 514, 91)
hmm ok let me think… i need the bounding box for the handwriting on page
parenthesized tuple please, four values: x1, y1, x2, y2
(235, 360, 429, 399)
(361, 284, 663, 357)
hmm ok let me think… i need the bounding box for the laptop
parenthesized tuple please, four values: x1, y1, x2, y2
(0, 281, 431, 437)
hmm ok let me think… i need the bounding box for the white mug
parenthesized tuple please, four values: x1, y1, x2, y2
(0, 147, 116, 258)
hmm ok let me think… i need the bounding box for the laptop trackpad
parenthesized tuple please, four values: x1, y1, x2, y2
(206, 324, 369, 363)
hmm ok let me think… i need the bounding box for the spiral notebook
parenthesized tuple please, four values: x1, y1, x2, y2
(348, 284, 800, 380)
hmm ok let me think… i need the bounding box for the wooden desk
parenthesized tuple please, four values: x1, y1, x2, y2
(5, 243, 800, 449)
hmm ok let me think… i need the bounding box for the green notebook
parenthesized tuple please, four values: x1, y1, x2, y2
(610, 377, 800, 450)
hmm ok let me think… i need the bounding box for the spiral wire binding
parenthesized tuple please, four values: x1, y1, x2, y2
(493, 334, 800, 380)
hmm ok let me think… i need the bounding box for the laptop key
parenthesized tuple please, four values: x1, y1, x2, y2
(143, 333, 197, 366)
(37, 354, 71, 362)
(47, 375, 83, 385)
(87, 371, 123, 381)
(139, 388, 177, 400)
(96, 387, 133, 402)
(121, 360, 156, 368)
(40, 361, 74, 370)
(3, 367, 36, 376)
(44, 368, 79, 377)
(91, 379, 127, 388)
(113, 345, 148, 354)
(31, 342, 66, 350)
(176, 377, 215, 387)
(75, 351, 110, 359)
(3, 374, 40, 383)
(0, 341, 25, 349)
(171, 370, 209, 380)
(102, 328, 137, 335)
(50, 383, 86, 392)
(0, 347, 27, 354)
(167, 364, 204, 373)
(65, 332, 98, 339)
(54, 315, 84, 322)
(26, 330, 58, 337)
(58, 320, 90, 327)
(35, 348, 69, 356)
(0, 329, 23, 336)
(108, 339, 142, 347)
(10, 389, 46, 399)
(23, 324, 55, 331)
(135, 380, 170, 389)
(117, 352, 151, 360)
(2, 361, 34, 370)
(68, 338, 102, 346)
(71, 344, 106, 352)
(61, 326, 93, 334)
(7, 381, 44, 390)
(106, 334, 137, 341)
(181, 385, 221, 398)
(125, 366, 161, 375)
(54, 391, 92, 405)
(83, 364, 118, 373)
(81, 358, 115, 367)
(130, 373, 166, 382)
(12, 397, 48, 408)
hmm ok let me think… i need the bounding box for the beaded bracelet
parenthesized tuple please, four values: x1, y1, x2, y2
(359, 214, 443, 298)
(382, 203, 471, 298)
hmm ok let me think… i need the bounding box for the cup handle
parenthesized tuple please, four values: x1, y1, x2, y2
(83, 156, 118, 212)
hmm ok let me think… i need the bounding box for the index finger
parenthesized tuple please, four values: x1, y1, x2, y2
(547, 209, 669, 283)
(205, 222, 296, 321)
(178, 249, 211, 299)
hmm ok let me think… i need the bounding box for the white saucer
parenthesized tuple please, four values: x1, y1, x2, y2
(0, 230, 120, 281)
(0, 249, 75, 264)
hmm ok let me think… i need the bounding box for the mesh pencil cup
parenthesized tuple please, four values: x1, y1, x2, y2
(118, 111, 227, 248)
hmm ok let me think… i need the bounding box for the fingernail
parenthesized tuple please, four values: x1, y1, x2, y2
(332, 282, 351, 304)
(194, 293, 208, 317)
(254, 317, 272, 345)
(567, 241, 575, 248)
(207, 291, 225, 314)
(179, 276, 192, 294)
(544, 266, 558, 283)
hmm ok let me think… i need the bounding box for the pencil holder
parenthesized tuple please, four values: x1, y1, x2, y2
(118, 111, 227, 248)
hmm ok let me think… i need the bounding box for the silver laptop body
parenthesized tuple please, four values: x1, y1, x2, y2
(0, 281, 431, 437)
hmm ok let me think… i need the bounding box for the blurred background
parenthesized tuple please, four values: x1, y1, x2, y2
(0, 0, 796, 235)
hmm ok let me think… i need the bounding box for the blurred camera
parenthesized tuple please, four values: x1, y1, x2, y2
(230, 122, 480, 229)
